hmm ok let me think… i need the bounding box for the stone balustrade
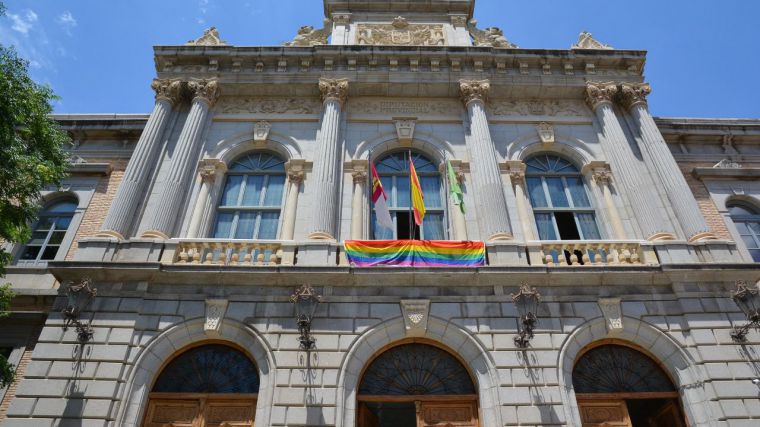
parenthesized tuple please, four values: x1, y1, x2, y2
(531, 240, 659, 267)
(172, 239, 287, 266)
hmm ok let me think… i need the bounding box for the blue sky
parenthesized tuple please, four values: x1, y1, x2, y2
(1, 0, 758, 118)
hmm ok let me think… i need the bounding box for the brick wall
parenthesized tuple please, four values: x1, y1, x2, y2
(678, 162, 732, 240)
(0, 329, 40, 422)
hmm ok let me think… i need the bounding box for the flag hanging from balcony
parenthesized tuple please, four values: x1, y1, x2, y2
(447, 160, 465, 214)
(371, 161, 394, 231)
(344, 240, 485, 267)
(409, 156, 425, 225)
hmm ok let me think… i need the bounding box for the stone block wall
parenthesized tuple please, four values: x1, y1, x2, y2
(678, 162, 733, 240)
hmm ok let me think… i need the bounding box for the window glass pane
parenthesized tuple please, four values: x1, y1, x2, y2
(213, 213, 234, 238)
(577, 213, 601, 239)
(420, 176, 441, 208)
(729, 204, 758, 216)
(220, 176, 243, 206)
(372, 212, 394, 240)
(546, 177, 569, 207)
(263, 175, 285, 206)
(28, 231, 49, 245)
(750, 250, 760, 262)
(735, 222, 750, 234)
(234, 212, 257, 239)
(422, 213, 445, 240)
(48, 231, 67, 245)
(20, 246, 41, 260)
(41, 245, 59, 260)
(527, 178, 547, 207)
(47, 201, 77, 213)
(748, 222, 760, 235)
(534, 213, 556, 240)
(567, 177, 591, 207)
(742, 235, 758, 249)
(258, 212, 279, 239)
(35, 217, 53, 230)
(54, 216, 72, 229)
(396, 177, 410, 209)
(241, 175, 264, 206)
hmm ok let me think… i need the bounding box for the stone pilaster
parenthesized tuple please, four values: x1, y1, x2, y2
(187, 158, 226, 238)
(281, 160, 306, 240)
(444, 160, 468, 241)
(585, 82, 675, 241)
(621, 83, 717, 242)
(308, 78, 348, 240)
(97, 79, 182, 239)
(505, 161, 535, 241)
(459, 79, 512, 241)
(142, 79, 220, 239)
(584, 161, 627, 240)
(350, 161, 368, 240)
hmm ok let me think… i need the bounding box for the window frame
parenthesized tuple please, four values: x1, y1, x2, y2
(727, 201, 760, 262)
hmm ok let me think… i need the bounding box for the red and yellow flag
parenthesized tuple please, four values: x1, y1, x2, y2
(409, 156, 425, 225)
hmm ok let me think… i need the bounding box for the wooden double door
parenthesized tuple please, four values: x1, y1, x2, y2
(578, 397, 684, 427)
(358, 398, 479, 427)
(143, 394, 256, 427)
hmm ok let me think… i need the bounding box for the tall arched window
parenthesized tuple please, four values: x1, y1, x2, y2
(727, 201, 760, 261)
(373, 151, 445, 240)
(19, 198, 77, 262)
(525, 154, 601, 240)
(212, 152, 286, 240)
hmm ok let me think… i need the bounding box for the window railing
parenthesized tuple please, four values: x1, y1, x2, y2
(530, 240, 659, 267)
(172, 239, 285, 266)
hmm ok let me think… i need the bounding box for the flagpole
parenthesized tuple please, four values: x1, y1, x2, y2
(368, 148, 372, 240)
(443, 151, 451, 241)
(408, 150, 414, 240)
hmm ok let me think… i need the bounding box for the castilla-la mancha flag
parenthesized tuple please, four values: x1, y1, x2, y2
(409, 157, 426, 226)
(371, 161, 394, 231)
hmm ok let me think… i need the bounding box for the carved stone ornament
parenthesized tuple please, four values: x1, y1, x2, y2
(468, 19, 518, 48)
(352, 169, 368, 184)
(204, 299, 229, 336)
(598, 298, 623, 334)
(285, 19, 331, 47)
(355, 19, 446, 46)
(585, 82, 618, 110)
(318, 78, 349, 105)
(459, 79, 491, 105)
(151, 78, 183, 106)
(349, 98, 459, 117)
(714, 158, 742, 169)
(218, 97, 321, 114)
(188, 79, 220, 106)
(490, 100, 589, 117)
(592, 168, 613, 185)
(536, 122, 555, 146)
(450, 15, 468, 27)
(285, 159, 306, 185)
(572, 31, 613, 50)
(186, 27, 228, 46)
(620, 82, 652, 110)
(400, 299, 431, 337)
(395, 119, 416, 145)
(198, 158, 226, 183)
(253, 121, 271, 144)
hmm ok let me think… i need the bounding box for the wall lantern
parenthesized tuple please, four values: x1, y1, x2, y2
(289, 284, 322, 350)
(730, 280, 760, 342)
(62, 277, 97, 343)
(512, 284, 541, 348)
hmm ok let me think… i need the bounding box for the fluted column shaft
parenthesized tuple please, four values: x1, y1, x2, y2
(586, 82, 674, 241)
(622, 83, 716, 241)
(142, 79, 219, 239)
(350, 170, 367, 240)
(281, 167, 304, 241)
(308, 78, 348, 240)
(98, 79, 180, 239)
(187, 159, 226, 238)
(506, 163, 535, 241)
(460, 80, 512, 240)
(591, 168, 627, 240)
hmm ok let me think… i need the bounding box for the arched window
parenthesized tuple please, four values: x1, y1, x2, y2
(373, 151, 445, 240)
(727, 201, 760, 262)
(212, 152, 286, 240)
(525, 154, 600, 240)
(19, 198, 77, 262)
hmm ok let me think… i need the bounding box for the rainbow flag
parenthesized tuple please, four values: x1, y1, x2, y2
(409, 157, 425, 226)
(344, 240, 485, 267)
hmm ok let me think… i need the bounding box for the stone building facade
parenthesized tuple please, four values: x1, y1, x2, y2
(2, 0, 760, 426)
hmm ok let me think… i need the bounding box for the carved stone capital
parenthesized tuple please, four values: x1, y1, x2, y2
(188, 79, 220, 106)
(620, 82, 652, 110)
(352, 170, 368, 184)
(318, 78, 349, 105)
(285, 159, 306, 185)
(459, 79, 490, 106)
(585, 81, 618, 110)
(151, 78, 183, 106)
(198, 158, 226, 183)
(505, 161, 526, 184)
(288, 170, 304, 185)
(582, 161, 613, 186)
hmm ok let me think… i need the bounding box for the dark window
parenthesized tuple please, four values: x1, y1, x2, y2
(573, 344, 675, 394)
(728, 201, 760, 262)
(20, 199, 77, 262)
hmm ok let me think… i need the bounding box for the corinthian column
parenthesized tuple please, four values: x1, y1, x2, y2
(307, 78, 348, 240)
(505, 161, 535, 241)
(621, 83, 716, 242)
(281, 160, 306, 240)
(459, 79, 512, 240)
(585, 82, 675, 241)
(97, 79, 182, 239)
(187, 159, 226, 238)
(142, 79, 220, 239)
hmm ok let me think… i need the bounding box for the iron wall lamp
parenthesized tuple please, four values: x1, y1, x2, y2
(731, 280, 760, 342)
(62, 277, 97, 343)
(290, 284, 322, 350)
(512, 284, 541, 348)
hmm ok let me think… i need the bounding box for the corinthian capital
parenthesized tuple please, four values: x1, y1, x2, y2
(187, 79, 220, 106)
(584, 82, 618, 110)
(620, 82, 651, 110)
(318, 78, 349, 105)
(151, 78, 183, 106)
(459, 79, 490, 105)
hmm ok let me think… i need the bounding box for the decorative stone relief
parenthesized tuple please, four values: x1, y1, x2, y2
(284, 19, 331, 46)
(188, 79, 220, 106)
(598, 298, 623, 334)
(186, 27, 228, 46)
(395, 119, 416, 145)
(459, 79, 491, 105)
(620, 82, 652, 110)
(467, 19, 518, 48)
(450, 15, 468, 27)
(253, 121, 271, 145)
(585, 82, 618, 110)
(204, 299, 229, 336)
(400, 299, 431, 337)
(151, 78, 183, 105)
(722, 134, 740, 158)
(217, 97, 321, 114)
(572, 31, 612, 50)
(349, 99, 459, 117)
(490, 100, 589, 117)
(537, 122, 555, 146)
(319, 78, 349, 105)
(714, 158, 742, 169)
(356, 17, 445, 46)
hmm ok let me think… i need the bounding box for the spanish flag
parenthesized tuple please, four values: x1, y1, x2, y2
(409, 156, 426, 226)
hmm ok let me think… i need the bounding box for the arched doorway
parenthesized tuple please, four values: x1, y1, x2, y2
(357, 342, 479, 427)
(573, 342, 685, 427)
(142, 343, 260, 427)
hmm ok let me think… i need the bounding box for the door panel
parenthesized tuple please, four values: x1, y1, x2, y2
(578, 400, 632, 427)
(144, 399, 200, 427)
(202, 399, 256, 427)
(648, 400, 685, 427)
(358, 402, 379, 427)
(417, 401, 478, 427)
(144, 397, 256, 427)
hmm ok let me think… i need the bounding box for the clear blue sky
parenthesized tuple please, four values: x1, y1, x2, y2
(1, 0, 758, 118)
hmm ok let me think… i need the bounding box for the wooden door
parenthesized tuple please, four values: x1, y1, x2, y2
(648, 400, 685, 427)
(143, 399, 200, 427)
(143, 396, 256, 427)
(201, 399, 256, 427)
(357, 402, 379, 427)
(417, 401, 478, 427)
(578, 400, 632, 427)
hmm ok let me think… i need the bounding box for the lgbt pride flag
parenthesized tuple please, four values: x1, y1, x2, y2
(344, 240, 485, 267)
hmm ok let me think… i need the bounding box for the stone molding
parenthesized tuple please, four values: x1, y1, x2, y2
(151, 78, 183, 106)
(597, 297, 623, 334)
(187, 79, 220, 106)
(620, 82, 652, 110)
(204, 299, 229, 336)
(318, 78, 349, 105)
(459, 79, 490, 106)
(584, 81, 618, 110)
